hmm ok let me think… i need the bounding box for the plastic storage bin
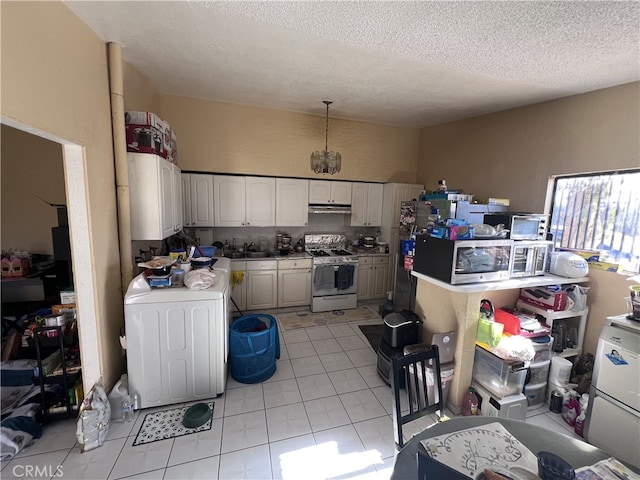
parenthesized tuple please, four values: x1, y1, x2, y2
(472, 382, 527, 421)
(526, 359, 551, 385)
(523, 381, 547, 407)
(230, 314, 280, 383)
(531, 337, 553, 363)
(473, 345, 527, 398)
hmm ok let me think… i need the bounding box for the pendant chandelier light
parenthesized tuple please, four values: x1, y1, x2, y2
(310, 100, 342, 175)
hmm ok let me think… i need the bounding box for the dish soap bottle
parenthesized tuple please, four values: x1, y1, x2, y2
(462, 386, 479, 416)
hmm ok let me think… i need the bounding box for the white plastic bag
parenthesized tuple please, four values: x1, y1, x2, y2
(76, 378, 110, 452)
(184, 269, 217, 290)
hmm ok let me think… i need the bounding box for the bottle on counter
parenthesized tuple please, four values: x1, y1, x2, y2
(462, 386, 479, 416)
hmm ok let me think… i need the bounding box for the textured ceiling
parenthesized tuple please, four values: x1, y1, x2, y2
(64, 1, 640, 127)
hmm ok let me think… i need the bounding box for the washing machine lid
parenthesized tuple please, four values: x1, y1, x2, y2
(606, 314, 640, 335)
(125, 271, 228, 304)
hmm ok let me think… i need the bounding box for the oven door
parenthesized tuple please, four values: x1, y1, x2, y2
(312, 262, 358, 296)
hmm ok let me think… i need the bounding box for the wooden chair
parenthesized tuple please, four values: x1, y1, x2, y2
(391, 345, 443, 449)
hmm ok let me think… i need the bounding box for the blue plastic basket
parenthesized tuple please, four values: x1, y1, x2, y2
(194, 246, 217, 258)
(229, 314, 280, 384)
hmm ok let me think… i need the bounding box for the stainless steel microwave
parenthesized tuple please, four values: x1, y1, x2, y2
(509, 240, 553, 278)
(484, 213, 548, 240)
(413, 236, 513, 284)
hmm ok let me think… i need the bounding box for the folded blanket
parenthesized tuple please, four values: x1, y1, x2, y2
(1, 414, 42, 462)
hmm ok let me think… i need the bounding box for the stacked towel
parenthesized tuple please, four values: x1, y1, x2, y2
(314, 266, 335, 290)
(336, 264, 355, 291)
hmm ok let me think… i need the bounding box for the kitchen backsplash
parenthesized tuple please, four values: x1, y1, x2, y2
(188, 214, 380, 251)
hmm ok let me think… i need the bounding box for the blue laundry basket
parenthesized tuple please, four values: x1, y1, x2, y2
(230, 314, 280, 383)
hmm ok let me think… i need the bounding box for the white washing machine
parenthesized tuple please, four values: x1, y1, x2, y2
(585, 314, 640, 469)
(124, 258, 230, 409)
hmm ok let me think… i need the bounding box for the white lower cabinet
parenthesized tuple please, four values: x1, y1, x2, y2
(277, 258, 312, 308)
(246, 260, 278, 310)
(357, 256, 389, 300)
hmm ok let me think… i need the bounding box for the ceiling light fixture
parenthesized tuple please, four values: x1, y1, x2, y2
(310, 100, 341, 175)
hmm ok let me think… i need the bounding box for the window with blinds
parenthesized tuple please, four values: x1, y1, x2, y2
(548, 169, 640, 274)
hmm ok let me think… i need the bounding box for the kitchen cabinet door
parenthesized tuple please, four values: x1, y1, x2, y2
(214, 175, 245, 226)
(189, 174, 214, 227)
(245, 176, 275, 226)
(350, 183, 383, 226)
(357, 262, 373, 300)
(276, 178, 309, 226)
(246, 270, 278, 310)
(129, 153, 182, 240)
(172, 164, 183, 233)
(365, 183, 384, 227)
(278, 269, 311, 308)
(182, 174, 192, 227)
(309, 180, 332, 204)
(309, 180, 352, 204)
(371, 259, 389, 299)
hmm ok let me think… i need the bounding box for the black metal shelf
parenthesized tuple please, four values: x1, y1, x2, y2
(33, 325, 81, 422)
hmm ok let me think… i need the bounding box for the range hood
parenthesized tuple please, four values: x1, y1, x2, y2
(308, 204, 352, 214)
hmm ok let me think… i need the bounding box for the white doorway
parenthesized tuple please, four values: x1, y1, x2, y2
(1, 117, 101, 389)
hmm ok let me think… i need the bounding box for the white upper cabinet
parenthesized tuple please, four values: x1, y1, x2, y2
(276, 178, 309, 226)
(128, 153, 182, 240)
(309, 180, 352, 205)
(183, 173, 214, 227)
(214, 175, 245, 226)
(350, 183, 384, 226)
(214, 175, 275, 227)
(245, 176, 276, 226)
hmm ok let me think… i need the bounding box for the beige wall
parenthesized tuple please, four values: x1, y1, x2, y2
(418, 82, 640, 357)
(419, 82, 640, 210)
(1, 125, 65, 254)
(123, 63, 161, 113)
(2, 1, 124, 389)
(160, 95, 421, 183)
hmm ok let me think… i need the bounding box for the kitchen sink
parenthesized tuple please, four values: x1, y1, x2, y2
(246, 251, 271, 258)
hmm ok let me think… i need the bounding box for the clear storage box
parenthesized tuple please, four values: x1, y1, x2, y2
(473, 345, 527, 398)
(531, 337, 553, 363)
(523, 381, 547, 407)
(526, 359, 551, 385)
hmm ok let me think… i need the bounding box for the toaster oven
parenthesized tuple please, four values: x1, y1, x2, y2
(509, 240, 553, 278)
(483, 213, 548, 240)
(413, 236, 513, 284)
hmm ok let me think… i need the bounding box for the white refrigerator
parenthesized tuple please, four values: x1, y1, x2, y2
(124, 258, 230, 409)
(585, 315, 640, 469)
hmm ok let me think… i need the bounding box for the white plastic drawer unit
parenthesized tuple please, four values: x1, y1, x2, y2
(124, 270, 230, 409)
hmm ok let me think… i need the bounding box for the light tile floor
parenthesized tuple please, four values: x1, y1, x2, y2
(1, 313, 584, 480)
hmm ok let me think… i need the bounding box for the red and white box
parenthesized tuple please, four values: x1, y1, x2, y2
(125, 124, 165, 157)
(519, 287, 568, 311)
(124, 111, 164, 130)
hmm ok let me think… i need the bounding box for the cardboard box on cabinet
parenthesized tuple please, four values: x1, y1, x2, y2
(125, 124, 165, 157)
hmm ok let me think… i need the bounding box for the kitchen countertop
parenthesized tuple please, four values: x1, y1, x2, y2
(222, 250, 390, 261)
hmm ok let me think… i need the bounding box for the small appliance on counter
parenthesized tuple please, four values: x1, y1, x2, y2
(549, 251, 589, 278)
